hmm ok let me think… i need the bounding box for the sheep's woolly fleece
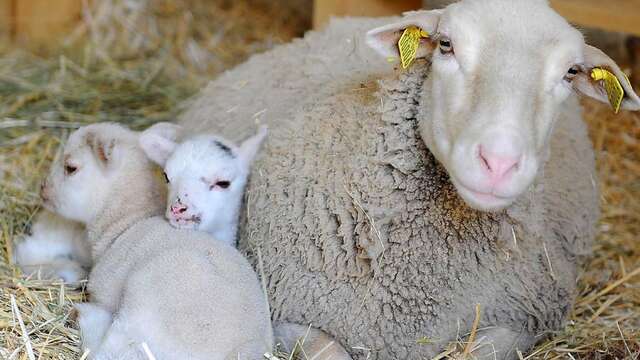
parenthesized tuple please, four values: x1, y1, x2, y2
(180, 18, 599, 359)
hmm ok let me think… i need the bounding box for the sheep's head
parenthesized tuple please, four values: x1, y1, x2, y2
(41, 123, 143, 223)
(140, 123, 267, 233)
(366, 0, 640, 211)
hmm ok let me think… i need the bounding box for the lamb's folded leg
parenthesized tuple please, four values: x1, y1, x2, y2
(13, 211, 91, 283)
(75, 303, 112, 356)
(90, 315, 146, 360)
(18, 260, 88, 284)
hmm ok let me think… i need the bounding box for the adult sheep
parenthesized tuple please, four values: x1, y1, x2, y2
(180, 0, 640, 359)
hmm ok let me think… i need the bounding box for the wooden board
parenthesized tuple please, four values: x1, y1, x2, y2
(313, 0, 422, 29)
(0, 0, 11, 45)
(550, 0, 640, 36)
(13, 0, 82, 46)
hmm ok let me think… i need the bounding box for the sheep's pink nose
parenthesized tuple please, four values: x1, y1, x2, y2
(478, 145, 521, 185)
(170, 203, 188, 215)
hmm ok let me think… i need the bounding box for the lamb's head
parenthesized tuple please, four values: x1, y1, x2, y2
(41, 123, 153, 223)
(367, 0, 640, 211)
(140, 123, 267, 232)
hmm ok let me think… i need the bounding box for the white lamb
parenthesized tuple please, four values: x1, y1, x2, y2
(139, 123, 267, 246)
(40, 122, 273, 360)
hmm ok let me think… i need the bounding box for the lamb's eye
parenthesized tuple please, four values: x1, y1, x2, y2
(439, 38, 453, 54)
(565, 65, 580, 81)
(64, 164, 77, 176)
(163, 172, 170, 183)
(215, 181, 231, 189)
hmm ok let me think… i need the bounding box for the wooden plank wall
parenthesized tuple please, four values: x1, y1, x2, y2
(0, 0, 11, 45)
(550, 0, 640, 36)
(0, 0, 82, 48)
(313, 0, 422, 28)
(2, 1, 640, 48)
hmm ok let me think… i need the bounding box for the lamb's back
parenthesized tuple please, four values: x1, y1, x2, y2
(88, 217, 260, 311)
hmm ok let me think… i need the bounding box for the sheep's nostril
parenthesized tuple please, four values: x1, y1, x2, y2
(178, 207, 187, 214)
(478, 146, 491, 171)
(478, 145, 521, 183)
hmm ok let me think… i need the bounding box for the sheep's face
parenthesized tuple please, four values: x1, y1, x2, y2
(367, 0, 640, 211)
(140, 123, 267, 237)
(42, 124, 134, 223)
(162, 137, 248, 232)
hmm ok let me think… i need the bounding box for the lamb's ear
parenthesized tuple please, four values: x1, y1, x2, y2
(85, 131, 117, 167)
(238, 125, 267, 165)
(139, 122, 182, 166)
(573, 45, 640, 112)
(365, 10, 442, 59)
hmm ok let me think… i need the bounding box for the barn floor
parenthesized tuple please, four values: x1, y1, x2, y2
(0, 1, 638, 359)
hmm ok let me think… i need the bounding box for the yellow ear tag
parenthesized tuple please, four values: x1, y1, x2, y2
(398, 26, 429, 69)
(591, 67, 625, 114)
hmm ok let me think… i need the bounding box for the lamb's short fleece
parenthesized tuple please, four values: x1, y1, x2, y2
(43, 123, 272, 360)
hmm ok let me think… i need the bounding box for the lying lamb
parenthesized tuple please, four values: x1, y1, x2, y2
(40, 122, 272, 359)
(139, 122, 267, 246)
(178, 0, 640, 358)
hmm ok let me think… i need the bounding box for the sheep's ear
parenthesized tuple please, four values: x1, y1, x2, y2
(238, 125, 267, 165)
(573, 45, 640, 112)
(85, 131, 117, 167)
(365, 10, 442, 60)
(139, 122, 182, 166)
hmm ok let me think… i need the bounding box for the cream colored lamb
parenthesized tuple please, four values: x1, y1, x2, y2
(139, 123, 267, 246)
(40, 122, 272, 360)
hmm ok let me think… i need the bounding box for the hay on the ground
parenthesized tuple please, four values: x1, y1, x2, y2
(0, 1, 638, 359)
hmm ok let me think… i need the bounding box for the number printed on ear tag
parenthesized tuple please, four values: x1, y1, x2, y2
(591, 67, 625, 114)
(398, 26, 429, 69)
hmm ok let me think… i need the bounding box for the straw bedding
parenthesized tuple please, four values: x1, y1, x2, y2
(0, 1, 638, 359)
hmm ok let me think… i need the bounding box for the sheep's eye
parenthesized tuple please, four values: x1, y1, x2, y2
(163, 172, 170, 183)
(215, 181, 231, 189)
(565, 66, 580, 81)
(439, 38, 453, 54)
(64, 164, 77, 176)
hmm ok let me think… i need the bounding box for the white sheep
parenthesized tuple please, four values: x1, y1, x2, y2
(139, 123, 267, 247)
(178, 0, 640, 358)
(40, 122, 273, 360)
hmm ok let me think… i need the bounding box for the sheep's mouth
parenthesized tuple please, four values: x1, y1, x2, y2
(451, 178, 515, 211)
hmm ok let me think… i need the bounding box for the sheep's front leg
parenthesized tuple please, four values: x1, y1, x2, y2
(470, 327, 537, 360)
(75, 303, 113, 356)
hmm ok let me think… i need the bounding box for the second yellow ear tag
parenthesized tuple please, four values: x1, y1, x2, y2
(591, 68, 625, 114)
(398, 26, 429, 69)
